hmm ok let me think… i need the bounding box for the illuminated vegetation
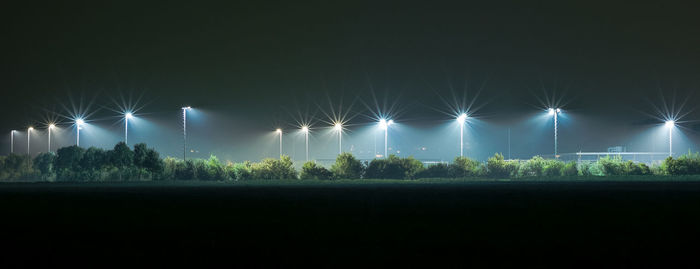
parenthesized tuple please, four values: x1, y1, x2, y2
(2, 143, 700, 182)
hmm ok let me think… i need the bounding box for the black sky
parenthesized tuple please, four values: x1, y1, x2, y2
(2, 1, 700, 159)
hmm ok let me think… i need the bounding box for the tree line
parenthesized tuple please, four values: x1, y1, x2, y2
(1, 142, 699, 181)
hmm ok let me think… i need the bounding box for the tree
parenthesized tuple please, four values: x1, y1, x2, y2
(55, 146, 85, 181)
(300, 161, 333, 180)
(133, 143, 148, 168)
(143, 148, 164, 179)
(331, 153, 363, 179)
(108, 142, 134, 180)
(33, 152, 56, 180)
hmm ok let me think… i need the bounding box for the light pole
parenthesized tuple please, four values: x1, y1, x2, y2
(182, 107, 191, 161)
(302, 126, 309, 161)
(666, 120, 675, 157)
(48, 124, 55, 153)
(125, 112, 133, 145)
(276, 128, 283, 158)
(75, 119, 84, 146)
(334, 123, 342, 155)
(457, 113, 467, 157)
(548, 108, 561, 158)
(10, 130, 15, 154)
(27, 127, 33, 155)
(379, 119, 394, 158)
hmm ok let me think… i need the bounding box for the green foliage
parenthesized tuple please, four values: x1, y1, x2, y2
(33, 152, 56, 180)
(561, 161, 578, 176)
(250, 155, 297, 180)
(518, 156, 546, 177)
(0, 154, 36, 180)
(417, 163, 450, 178)
(365, 155, 424, 179)
(663, 152, 700, 175)
(448, 156, 483, 178)
(486, 153, 518, 178)
(300, 161, 334, 180)
(542, 159, 564, 177)
(330, 153, 364, 179)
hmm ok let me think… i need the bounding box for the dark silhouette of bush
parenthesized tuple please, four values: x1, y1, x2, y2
(300, 161, 334, 180)
(448, 156, 483, 178)
(365, 155, 424, 179)
(418, 163, 450, 178)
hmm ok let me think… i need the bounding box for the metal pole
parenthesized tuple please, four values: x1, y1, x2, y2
(508, 128, 511, 159)
(554, 111, 558, 158)
(460, 123, 464, 157)
(183, 108, 187, 161)
(48, 127, 51, 153)
(27, 130, 30, 155)
(305, 131, 309, 161)
(279, 131, 282, 158)
(338, 130, 342, 155)
(669, 127, 673, 157)
(125, 117, 128, 145)
(384, 128, 388, 158)
(77, 126, 80, 147)
(10, 131, 14, 154)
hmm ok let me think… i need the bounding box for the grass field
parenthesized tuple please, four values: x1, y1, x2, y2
(1, 178, 700, 267)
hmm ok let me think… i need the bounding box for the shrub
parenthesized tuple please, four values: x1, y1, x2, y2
(518, 156, 546, 177)
(331, 153, 364, 179)
(487, 153, 518, 178)
(448, 156, 483, 178)
(417, 163, 450, 178)
(365, 155, 425, 179)
(561, 161, 578, 176)
(300, 162, 334, 180)
(250, 155, 297, 179)
(543, 159, 564, 177)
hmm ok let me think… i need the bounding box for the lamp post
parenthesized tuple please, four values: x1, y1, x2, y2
(379, 119, 394, 158)
(125, 112, 133, 145)
(10, 130, 15, 154)
(48, 124, 55, 153)
(182, 107, 191, 161)
(457, 113, 467, 157)
(27, 127, 33, 155)
(276, 128, 282, 158)
(75, 119, 84, 146)
(302, 126, 309, 161)
(334, 123, 342, 155)
(548, 108, 561, 158)
(666, 120, 675, 157)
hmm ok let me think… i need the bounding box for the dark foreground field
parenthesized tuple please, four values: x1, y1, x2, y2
(1, 180, 700, 267)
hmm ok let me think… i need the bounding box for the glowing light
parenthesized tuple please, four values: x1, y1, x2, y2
(76, 119, 85, 126)
(276, 128, 282, 133)
(333, 123, 342, 130)
(301, 126, 309, 132)
(49, 124, 56, 129)
(665, 120, 675, 127)
(457, 113, 467, 124)
(28, 127, 33, 131)
(125, 112, 133, 119)
(556, 108, 561, 113)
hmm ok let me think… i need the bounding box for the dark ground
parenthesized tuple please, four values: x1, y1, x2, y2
(1, 181, 699, 268)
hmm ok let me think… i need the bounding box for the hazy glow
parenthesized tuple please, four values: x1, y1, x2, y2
(301, 126, 309, 132)
(276, 128, 282, 133)
(457, 113, 467, 124)
(76, 119, 85, 125)
(379, 118, 394, 130)
(125, 112, 133, 119)
(333, 123, 342, 131)
(28, 127, 33, 131)
(49, 124, 56, 129)
(665, 120, 675, 127)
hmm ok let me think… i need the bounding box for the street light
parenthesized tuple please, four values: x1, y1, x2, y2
(182, 106, 191, 161)
(301, 126, 309, 161)
(666, 120, 675, 157)
(124, 112, 133, 145)
(75, 118, 84, 146)
(333, 122, 342, 155)
(27, 127, 33, 155)
(378, 118, 394, 158)
(548, 108, 561, 158)
(276, 128, 283, 158)
(48, 124, 55, 153)
(10, 130, 15, 154)
(457, 113, 467, 157)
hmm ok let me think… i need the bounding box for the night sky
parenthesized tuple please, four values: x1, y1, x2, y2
(2, 1, 700, 161)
